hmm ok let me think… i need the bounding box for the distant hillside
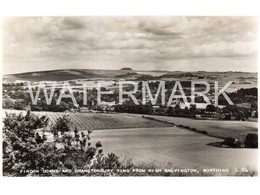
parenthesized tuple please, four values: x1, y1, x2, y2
(3, 69, 104, 82)
(3, 69, 133, 83)
(3, 69, 257, 93)
(116, 72, 138, 78)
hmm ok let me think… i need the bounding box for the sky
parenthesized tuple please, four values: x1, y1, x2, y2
(2, 16, 258, 74)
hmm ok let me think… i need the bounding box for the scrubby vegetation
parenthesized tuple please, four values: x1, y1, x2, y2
(223, 137, 244, 148)
(3, 110, 126, 176)
(244, 133, 258, 148)
(222, 133, 258, 148)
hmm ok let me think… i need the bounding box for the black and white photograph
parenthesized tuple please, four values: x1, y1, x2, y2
(1, 15, 258, 177)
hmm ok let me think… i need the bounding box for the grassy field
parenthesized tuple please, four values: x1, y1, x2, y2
(3, 110, 173, 130)
(137, 114, 258, 141)
(90, 127, 257, 170)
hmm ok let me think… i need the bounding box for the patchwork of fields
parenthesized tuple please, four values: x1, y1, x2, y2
(137, 114, 258, 141)
(3, 110, 257, 141)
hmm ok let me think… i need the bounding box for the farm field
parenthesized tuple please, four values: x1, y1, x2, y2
(135, 114, 258, 141)
(3, 110, 257, 141)
(2, 110, 173, 130)
(90, 127, 257, 170)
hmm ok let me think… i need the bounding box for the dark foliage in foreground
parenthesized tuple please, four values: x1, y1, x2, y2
(2, 110, 126, 176)
(244, 133, 258, 148)
(223, 137, 244, 148)
(222, 133, 258, 149)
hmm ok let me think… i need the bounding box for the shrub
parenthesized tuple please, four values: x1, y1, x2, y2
(201, 131, 208, 135)
(223, 137, 238, 147)
(234, 141, 244, 148)
(244, 133, 258, 148)
(52, 115, 72, 135)
(2, 110, 122, 176)
(3, 110, 49, 176)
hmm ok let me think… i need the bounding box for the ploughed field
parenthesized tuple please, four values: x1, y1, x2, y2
(3, 110, 173, 130)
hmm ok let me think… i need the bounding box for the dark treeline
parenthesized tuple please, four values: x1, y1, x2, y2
(2, 82, 258, 120)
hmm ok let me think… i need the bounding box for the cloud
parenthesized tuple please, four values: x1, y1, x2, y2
(2, 16, 257, 74)
(62, 17, 86, 29)
(134, 33, 146, 38)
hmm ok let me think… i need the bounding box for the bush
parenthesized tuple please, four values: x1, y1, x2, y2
(223, 137, 238, 147)
(234, 141, 244, 148)
(3, 110, 49, 176)
(244, 133, 258, 148)
(2, 110, 122, 176)
(201, 131, 208, 135)
(52, 115, 72, 135)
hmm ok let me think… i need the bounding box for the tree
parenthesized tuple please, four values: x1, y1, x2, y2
(206, 105, 216, 113)
(3, 110, 49, 175)
(189, 104, 196, 114)
(244, 133, 258, 148)
(3, 110, 123, 176)
(52, 115, 72, 135)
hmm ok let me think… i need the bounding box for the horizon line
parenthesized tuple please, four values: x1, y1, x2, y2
(3, 68, 258, 76)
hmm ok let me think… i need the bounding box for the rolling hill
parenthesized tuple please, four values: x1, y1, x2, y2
(3, 69, 137, 83)
(3, 69, 257, 93)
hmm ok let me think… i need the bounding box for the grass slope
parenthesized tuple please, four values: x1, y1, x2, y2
(138, 114, 258, 141)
